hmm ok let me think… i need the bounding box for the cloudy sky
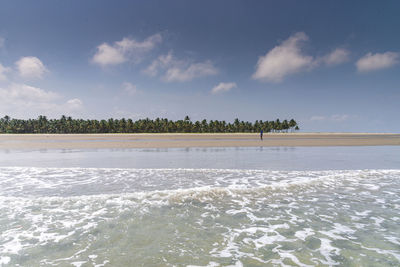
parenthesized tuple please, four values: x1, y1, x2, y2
(0, 1, 399, 132)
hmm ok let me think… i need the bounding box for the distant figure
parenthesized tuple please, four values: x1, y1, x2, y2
(260, 129, 263, 140)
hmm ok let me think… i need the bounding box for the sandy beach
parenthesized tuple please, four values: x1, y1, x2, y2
(0, 133, 399, 149)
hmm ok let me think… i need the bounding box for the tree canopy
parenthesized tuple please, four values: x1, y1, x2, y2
(0, 115, 299, 134)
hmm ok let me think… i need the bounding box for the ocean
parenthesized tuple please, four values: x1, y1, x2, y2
(0, 146, 399, 266)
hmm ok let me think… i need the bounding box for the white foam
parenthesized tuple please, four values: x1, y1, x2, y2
(360, 244, 400, 262)
(0, 256, 10, 265)
(187, 262, 220, 267)
(274, 252, 314, 267)
(71, 261, 86, 267)
(0, 167, 399, 266)
(384, 235, 400, 246)
(319, 223, 356, 240)
(94, 260, 110, 267)
(355, 210, 371, 217)
(363, 184, 380, 190)
(1, 167, 399, 199)
(317, 238, 341, 265)
(371, 217, 385, 227)
(295, 228, 314, 241)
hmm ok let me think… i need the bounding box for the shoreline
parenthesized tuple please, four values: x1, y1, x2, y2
(0, 133, 399, 149)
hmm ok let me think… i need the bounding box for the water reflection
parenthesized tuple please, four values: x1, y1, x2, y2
(0, 146, 399, 170)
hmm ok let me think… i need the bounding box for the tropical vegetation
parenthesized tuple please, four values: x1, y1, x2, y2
(0, 115, 299, 134)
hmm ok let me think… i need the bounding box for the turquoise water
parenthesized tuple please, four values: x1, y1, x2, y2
(0, 147, 399, 266)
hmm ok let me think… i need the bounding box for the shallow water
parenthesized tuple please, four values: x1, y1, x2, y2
(1, 146, 400, 170)
(0, 147, 399, 266)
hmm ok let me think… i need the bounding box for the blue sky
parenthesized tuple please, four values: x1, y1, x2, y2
(0, 1, 399, 132)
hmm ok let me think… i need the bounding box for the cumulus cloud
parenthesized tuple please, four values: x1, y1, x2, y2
(0, 83, 83, 118)
(0, 83, 58, 103)
(356, 52, 399, 72)
(92, 33, 162, 66)
(322, 48, 350, 65)
(15, 56, 48, 79)
(211, 82, 237, 94)
(0, 63, 10, 81)
(252, 33, 351, 82)
(252, 32, 314, 82)
(122, 82, 138, 95)
(92, 44, 126, 66)
(1, 56, 82, 117)
(143, 52, 218, 82)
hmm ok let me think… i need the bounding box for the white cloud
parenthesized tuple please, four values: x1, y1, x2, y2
(65, 98, 83, 110)
(92, 33, 162, 67)
(143, 52, 218, 82)
(0, 83, 58, 103)
(0, 63, 10, 81)
(0, 83, 83, 118)
(92, 43, 126, 66)
(252, 33, 351, 82)
(310, 114, 350, 122)
(252, 32, 314, 82)
(122, 82, 138, 95)
(15, 56, 48, 79)
(116, 34, 162, 51)
(211, 82, 237, 94)
(331, 114, 349, 122)
(142, 52, 174, 77)
(1, 55, 82, 118)
(356, 52, 399, 72)
(310, 115, 326, 121)
(163, 60, 218, 82)
(322, 48, 350, 65)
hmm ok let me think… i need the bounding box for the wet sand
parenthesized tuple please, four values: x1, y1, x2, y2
(0, 133, 399, 149)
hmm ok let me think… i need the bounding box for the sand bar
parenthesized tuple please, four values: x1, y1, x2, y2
(0, 133, 399, 149)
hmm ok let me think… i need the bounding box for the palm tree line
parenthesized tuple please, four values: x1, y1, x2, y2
(0, 115, 299, 134)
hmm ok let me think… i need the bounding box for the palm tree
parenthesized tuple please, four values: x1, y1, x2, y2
(0, 115, 299, 134)
(289, 119, 297, 132)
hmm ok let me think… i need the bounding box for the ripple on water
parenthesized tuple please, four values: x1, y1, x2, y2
(0, 168, 400, 266)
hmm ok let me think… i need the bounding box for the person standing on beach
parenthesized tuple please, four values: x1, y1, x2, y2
(260, 129, 263, 140)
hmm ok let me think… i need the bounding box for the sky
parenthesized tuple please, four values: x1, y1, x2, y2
(0, 0, 399, 132)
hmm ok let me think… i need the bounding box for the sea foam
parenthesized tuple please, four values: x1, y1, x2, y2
(0, 167, 399, 266)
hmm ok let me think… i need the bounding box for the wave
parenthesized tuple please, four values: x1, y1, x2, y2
(1, 168, 399, 266)
(0, 167, 399, 201)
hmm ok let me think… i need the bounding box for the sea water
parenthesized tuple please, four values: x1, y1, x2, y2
(0, 147, 399, 266)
